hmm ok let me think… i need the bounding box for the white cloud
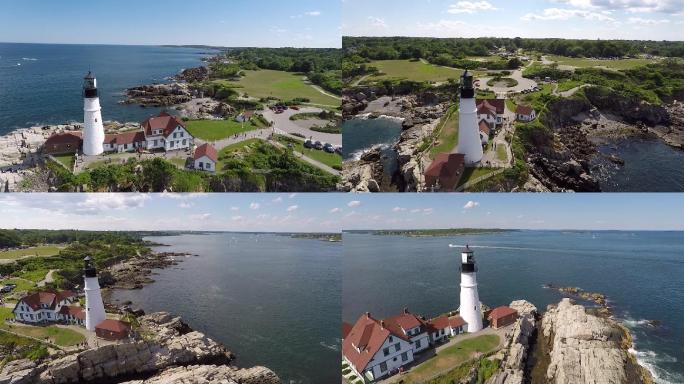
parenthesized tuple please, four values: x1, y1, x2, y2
(230, 206, 240, 211)
(392, 207, 407, 212)
(521, 7, 615, 21)
(330, 207, 342, 213)
(272, 197, 283, 203)
(410, 208, 422, 214)
(463, 201, 480, 209)
(423, 208, 434, 215)
(368, 16, 388, 29)
(250, 202, 260, 210)
(77, 194, 150, 212)
(305, 11, 321, 16)
(553, 0, 682, 13)
(448, 1, 499, 14)
(287, 205, 299, 212)
(627, 16, 670, 24)
(347, 200, 361, 208)
(231, 215, 243, 221)
(289, 193, 297, 199)
(191, 213, 212, 220)
(179, 202, 193, 209)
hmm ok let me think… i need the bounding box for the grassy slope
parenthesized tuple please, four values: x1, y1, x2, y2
(458, 167, 500, 188)
(430, 107, 459, 158)
(547, 55, 656, 70)
(403, 334, 500, 382)
(0, 246, 62, 260)
(185, 119, 262, 141)
(229, 69, 339, 106)
(368, 60, 463, 83)
(274, 135, 342, 169)
(52, 154, 74, 169)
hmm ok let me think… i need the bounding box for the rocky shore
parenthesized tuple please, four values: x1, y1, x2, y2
(0, 312, 280, 384)
(340, 93, 448, 192)
(102, 251, 195, 291)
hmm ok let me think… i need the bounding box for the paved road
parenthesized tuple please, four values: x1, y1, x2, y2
(271, 141, 340, 176)
(477, 64, 538, 96)
(262, 107, 342, 147)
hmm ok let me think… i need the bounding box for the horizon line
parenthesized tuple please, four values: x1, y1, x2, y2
(0, 41, 341, 49)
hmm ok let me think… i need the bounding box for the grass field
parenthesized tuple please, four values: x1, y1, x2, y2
(185, 119, 263, 141)
(547, 55, 656, 70)
(430, 107, 459, 158)
(458, 167, 500, 188)
(368, 60, 463, 83)
(402, 334, 500, 383)
(229, 70, 340, 106)
(0, 278, 36, 293)
(52, 154, 75, 170)
(274, 135, 342, 169)
(0, 308, 85, 347)
(0, 246, 62, 260)
(556, 79, 585, 93)
(216, 139, 264, 172)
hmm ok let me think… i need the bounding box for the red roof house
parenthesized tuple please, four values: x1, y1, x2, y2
(43, 132, 82, 155)
(424, 153, 466, 192)
(95, 319, 131, 341)
(487, 306, 518, 329)
(142, 112, 187, 137)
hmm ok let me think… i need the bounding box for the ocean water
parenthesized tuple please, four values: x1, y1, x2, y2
(0, 43, 214, 134)
(110, 233, 341, 384)
(342, 117, 402, 161)
(343, 231, 684, 384)
(592, 138, 684, 192)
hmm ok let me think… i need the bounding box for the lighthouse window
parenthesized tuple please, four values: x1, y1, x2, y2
(95, 118, 98, 122)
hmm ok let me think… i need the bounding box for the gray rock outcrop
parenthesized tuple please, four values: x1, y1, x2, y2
(0, 312, 280, 384)
(541, 298, 652, 384)
(486, 300, 538, 384)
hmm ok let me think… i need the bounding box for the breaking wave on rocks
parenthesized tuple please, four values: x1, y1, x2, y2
(629, 347, 681, 384)
(349, 142, 393, 161)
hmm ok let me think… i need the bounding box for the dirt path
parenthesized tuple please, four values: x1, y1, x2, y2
(308, 82, 342, 101)
(36, 269, 58, 287)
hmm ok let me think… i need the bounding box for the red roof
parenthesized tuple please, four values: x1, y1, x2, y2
(477, 101, 497, 118)
(44, 132, 82, 146)
(384, 310, 423, 334)
(424, 153, 466, 191)
(427, 316, 451, 330)
(516, 105, 535, 116)
(449, 315, 467, 328)
(342, 322, 353, 339)
(477, 98, 505, 115)
(14, 291, 77, 312)
(104, 131, 145, 146)
(58, 305, 85, 320)
(142, 111, 186, 137)
(194, 143, 218, 163)
(488, 306, 518, 321)
(342, 313, 391, 372)
(96, 319, 130, 333)
(479, 120, 490, 135)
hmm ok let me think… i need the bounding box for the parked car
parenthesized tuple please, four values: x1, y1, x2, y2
(335, 147, 343, 155)
(1, 286, 12, 293)
(291, 106, 300, 111)
(323, 143, 335, 153)
(314, 141, 324, 150)
(304, 140, 314, 149)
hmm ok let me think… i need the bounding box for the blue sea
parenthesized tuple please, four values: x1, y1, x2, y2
(110, 233, 341, 384)
(0, 42, 214, 134)
(343, 231, 684, 384)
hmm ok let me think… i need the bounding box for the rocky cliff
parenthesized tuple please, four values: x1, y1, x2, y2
(541, 299, 653, 384)
(486, 300, 538, 384)
(0, 312, 280, 384)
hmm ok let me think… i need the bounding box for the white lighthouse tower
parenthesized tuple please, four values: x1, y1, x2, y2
(454, 70, 483, 165)
(82, 72, 105, 156)
(83, 256, 106, 331)
(459, 246, 483, 333)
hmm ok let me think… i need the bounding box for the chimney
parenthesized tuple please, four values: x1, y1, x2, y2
(366, 312, 371, 318)
(380, 320, 385, 329)
(403, 307, 409, 314)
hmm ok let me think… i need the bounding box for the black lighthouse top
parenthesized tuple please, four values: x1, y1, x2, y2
(461, 245, 477, 273)
(83, 256, 97, 278)
(460, 70, 474, 99)
(83, 71, 98, 98)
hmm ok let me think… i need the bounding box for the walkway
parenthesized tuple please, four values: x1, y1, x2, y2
(271, 141, 341, 176)
(36, 269, 58, 288)
(262, 106, 342, 147)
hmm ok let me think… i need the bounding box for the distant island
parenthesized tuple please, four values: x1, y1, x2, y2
(356, 228, 517, 237)
(290, 232, 342, 242)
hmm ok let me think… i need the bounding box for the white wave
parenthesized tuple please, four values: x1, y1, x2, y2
(319, 341, 339, 351)
(21, 57, 37, 61)
(630, 347, 682, 384)
(348, 142, 393, 161)
(354, 113, 405, 123)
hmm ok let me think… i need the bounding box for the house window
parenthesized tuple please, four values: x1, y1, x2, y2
(206, 163, 211, 169)
(415, 339, 421, 349)
(389, 336, 393, 342)
(395, 343, 400, 352)
(198, 162, 203, 169)
(379, 362, 387, 372)
(182, 139, 187, 145)
(383, 347, 390, 356)
(401, 352, 408, 362)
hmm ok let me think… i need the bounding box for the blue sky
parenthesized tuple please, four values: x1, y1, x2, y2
(0, 0, 340, 47)
(343, 0, 684, 40)
(0, 194, 682, 232)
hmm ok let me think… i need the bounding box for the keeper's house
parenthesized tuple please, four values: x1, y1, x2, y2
(12, 291, 84, 325)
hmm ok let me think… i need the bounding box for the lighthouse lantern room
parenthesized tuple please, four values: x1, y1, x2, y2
(83, 256, 106, 331)
(82, 71, 105, 156)
(459, 245, 483, 333)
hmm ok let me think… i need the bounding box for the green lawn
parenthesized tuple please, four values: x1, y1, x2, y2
(458, 167, 500, 188)
(430, 107, 459, 158)
(216, 139, 263, 172)
(185, 119, 263, 141)
(168, 157, 189, 169)
(0, 278, 36, 293)
(505, 98, 517, 113)
(556, 79, 585, 93)
(368, 60, 463, 83)
(496, 144, 508, 162)
(403, 334, 500, 383)
(229, 69, 340, 106)
(0, 245, 62, 260)
(52, 154, 75, 169)
(274, 135, 342, 169)
(547, 55, 657, 70)
(19, 269, 49, 283)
